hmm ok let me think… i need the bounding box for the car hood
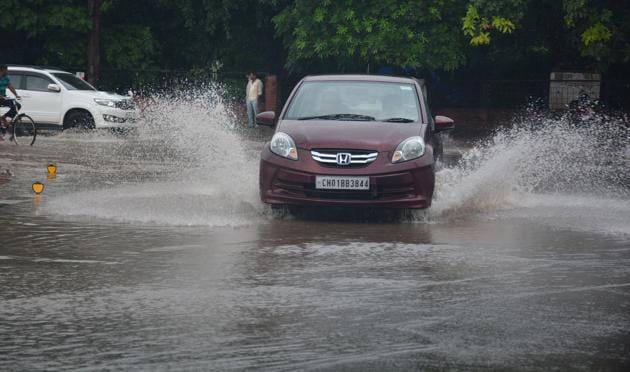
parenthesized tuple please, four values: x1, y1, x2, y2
(278, 120, 426, 152)
(72, 90, 130, 100)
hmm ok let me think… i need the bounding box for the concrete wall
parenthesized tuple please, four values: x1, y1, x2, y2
(549, 72, 600, 110)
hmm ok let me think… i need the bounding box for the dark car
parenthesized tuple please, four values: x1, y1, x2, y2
(257, 74, 454, 211)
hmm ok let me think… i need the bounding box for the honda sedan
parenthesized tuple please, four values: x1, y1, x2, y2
(257, 75, 454, 211)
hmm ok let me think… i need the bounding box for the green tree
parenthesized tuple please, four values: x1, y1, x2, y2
(464, 0, 630, 72)
(0, 0, 90, 67)
(2, 0, 628, 89)
(271, 0, 469, 73)
(461, 0, 522, 45)
(562, 0, 630, 69)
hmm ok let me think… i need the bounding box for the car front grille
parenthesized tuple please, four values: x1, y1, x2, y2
(115, 99, 135, 110)
(311, 149, 378, 167)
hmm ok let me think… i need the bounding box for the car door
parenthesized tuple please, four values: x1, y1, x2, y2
(21, 73, 62, 124)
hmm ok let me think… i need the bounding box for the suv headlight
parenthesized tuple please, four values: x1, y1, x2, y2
(94, 98, 117, 107)
(270, 132, 298, 160)
(392, 136, 425, 163)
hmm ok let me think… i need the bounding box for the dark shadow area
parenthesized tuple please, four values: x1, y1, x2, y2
(275, 205, 426, 224)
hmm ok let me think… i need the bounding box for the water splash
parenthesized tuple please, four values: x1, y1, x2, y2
(44, 87, 629, 230)
(431, 111, 629, 226)
(45, 84, 262, 227)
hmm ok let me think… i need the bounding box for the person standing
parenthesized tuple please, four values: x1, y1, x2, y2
(245, 71, 263, 128)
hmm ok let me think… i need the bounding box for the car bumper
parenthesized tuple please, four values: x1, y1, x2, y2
(259, 146, 435, 209)
(92, 106, 138, 129)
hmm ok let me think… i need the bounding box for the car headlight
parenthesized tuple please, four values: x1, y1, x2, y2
(94, 98, 117, 107)
(270, 132, 298, 160)
(392, 136, 425, 163)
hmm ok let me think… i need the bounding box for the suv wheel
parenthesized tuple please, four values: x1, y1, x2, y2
(64, 111, 95, 130)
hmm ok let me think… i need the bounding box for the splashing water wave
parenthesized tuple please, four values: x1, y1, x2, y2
(430, 113, 629, 234)
(45, 86, 262, 227)
(45, 88, 629, 231)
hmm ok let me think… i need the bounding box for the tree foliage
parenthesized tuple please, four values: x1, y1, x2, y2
(272, 0, 468, 72)
(0, 0, 628, 89)
(0, 0, 91, 67)
(468, 0, 630, 70)
(562, 0, 630, 68)
(462, 2, 519, 46)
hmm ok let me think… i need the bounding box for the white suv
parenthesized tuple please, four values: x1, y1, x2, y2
(4, 66, 136, 130)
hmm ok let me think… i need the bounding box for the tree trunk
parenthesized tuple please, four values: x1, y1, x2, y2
(87, 0, 103, 86)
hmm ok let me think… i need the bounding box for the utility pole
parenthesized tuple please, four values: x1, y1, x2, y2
(87, 0, 103, 86)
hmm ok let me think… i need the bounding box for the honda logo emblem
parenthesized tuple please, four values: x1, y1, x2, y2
(336, 153, 352, 165)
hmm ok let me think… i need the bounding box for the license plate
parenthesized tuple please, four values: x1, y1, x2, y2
(315, 176, 370, 190)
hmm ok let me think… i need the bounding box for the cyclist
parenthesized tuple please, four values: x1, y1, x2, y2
(0, 64, 21, 141)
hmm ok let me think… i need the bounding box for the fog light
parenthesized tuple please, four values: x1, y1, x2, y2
(32, 182, 45, 194)
(103, 114, 126, 123)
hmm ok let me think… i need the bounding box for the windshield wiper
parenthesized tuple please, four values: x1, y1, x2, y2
(298, 113, 375, 121)
(381, 117, 415, 123)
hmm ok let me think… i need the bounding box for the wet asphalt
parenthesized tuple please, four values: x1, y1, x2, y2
(1, 128, 629, 371)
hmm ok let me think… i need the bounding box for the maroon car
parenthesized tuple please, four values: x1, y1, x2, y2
(257, 75, 454, 211)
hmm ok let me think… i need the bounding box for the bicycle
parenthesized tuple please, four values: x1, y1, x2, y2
(1, 98, 36, 146)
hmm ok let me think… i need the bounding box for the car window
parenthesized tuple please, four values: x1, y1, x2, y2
(7, 74, 24, 89)
(25, 74, 54, 92)
(285, 81, 421, 122)
(52, 73, 96, 91)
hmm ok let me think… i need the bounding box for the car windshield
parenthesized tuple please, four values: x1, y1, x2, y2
(285, 81, 421, 122)
(52, 73, 96, 91)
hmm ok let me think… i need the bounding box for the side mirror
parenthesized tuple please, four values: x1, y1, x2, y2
(434, 115, 454, 133)
(47, 84, 61, 93)
(256, 111, 276, 127)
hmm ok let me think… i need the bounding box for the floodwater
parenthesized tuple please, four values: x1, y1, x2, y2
(1, 93, 629, 371)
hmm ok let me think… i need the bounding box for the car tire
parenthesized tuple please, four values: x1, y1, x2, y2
(63, 110, 95, 131)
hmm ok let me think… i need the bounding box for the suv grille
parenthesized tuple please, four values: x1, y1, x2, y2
(311, 149, 378, 167)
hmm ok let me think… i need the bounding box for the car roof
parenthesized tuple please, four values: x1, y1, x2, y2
(7, 65, 69, 74)
(303, 74, 418, 84)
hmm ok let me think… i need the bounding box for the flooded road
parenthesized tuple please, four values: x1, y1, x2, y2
(1, 98, 629, 370)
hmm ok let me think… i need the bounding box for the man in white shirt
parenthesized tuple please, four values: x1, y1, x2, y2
(245, 71, 263, 128)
